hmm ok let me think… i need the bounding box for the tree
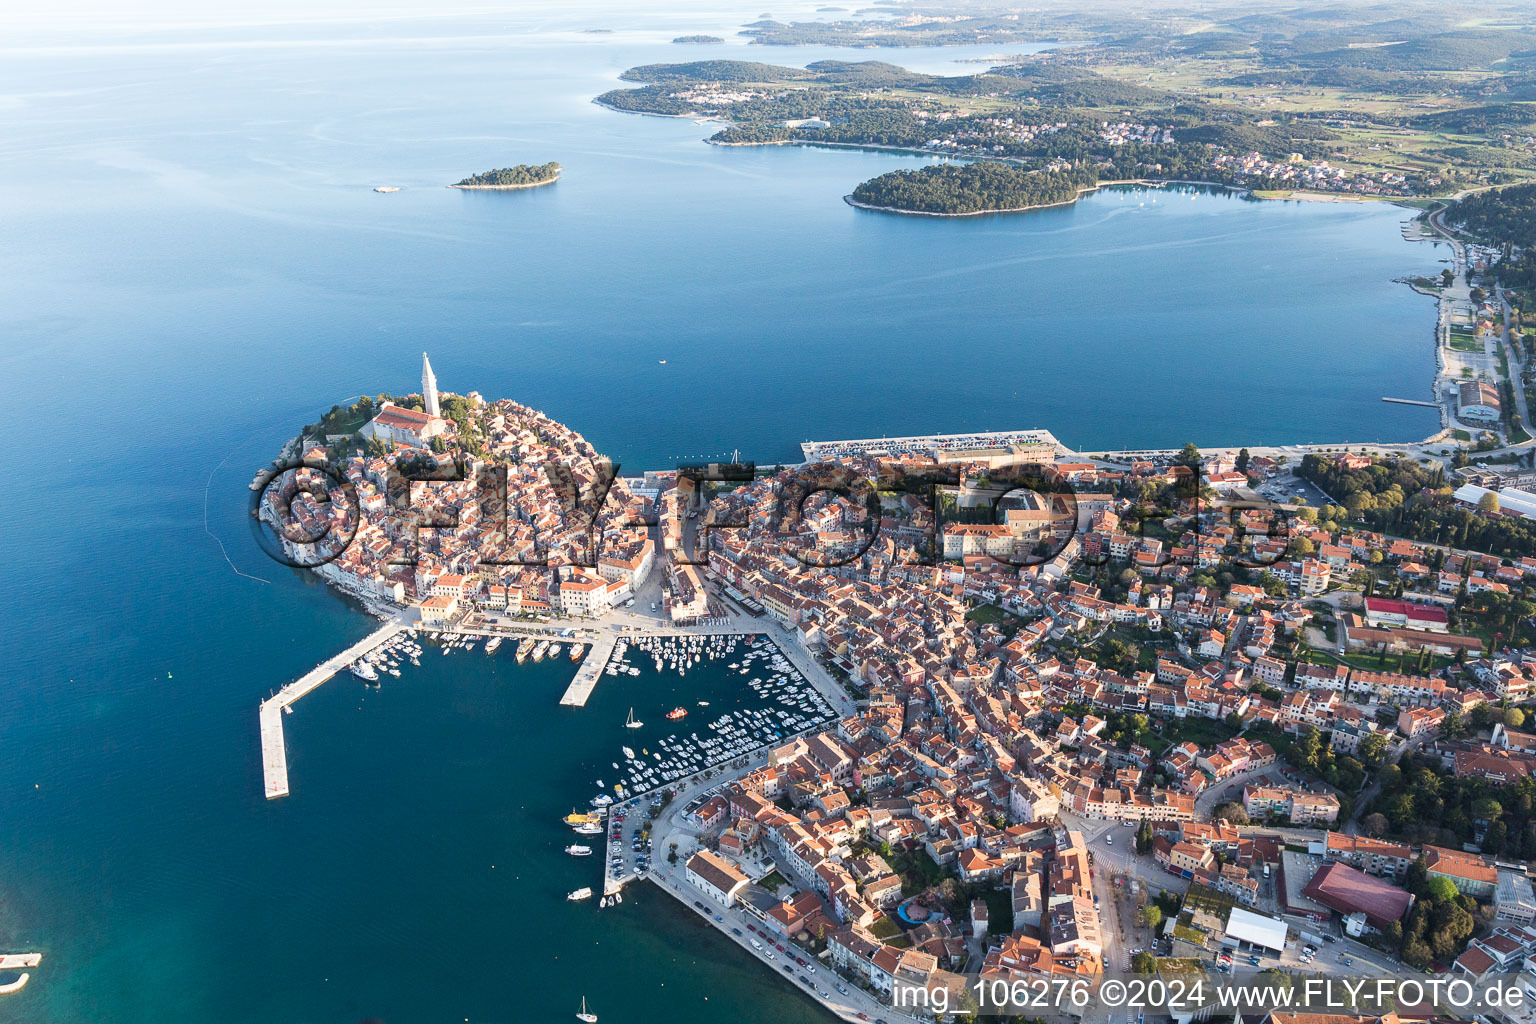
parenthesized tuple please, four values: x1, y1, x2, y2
(1141, 905, 1163, 929)
(1359, 732, 1389, 770)
(1131, 951, 1158, 974)
(1484, 819, 1509, 856)
(1440, 711, 1467, 740)
(1406, 855, 1429, 895)
(1426, 875, 1460, 904)
(1214, 802, 1249, 826)
(1362, 812, 1391, 838)
(1236, 448, 1251, 474)
(1470, 702, 1497, 731)
(1478, 492, 1501, 513)
(1505, 707, 1527, 729)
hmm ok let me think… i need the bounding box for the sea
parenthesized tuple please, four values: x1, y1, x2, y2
(0, 1, 1448, 1021)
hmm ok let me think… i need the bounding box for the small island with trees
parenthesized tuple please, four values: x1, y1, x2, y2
(673, 35, 724, 44)
(848, 162, 1100, 217)
(449, 163, 562, 190)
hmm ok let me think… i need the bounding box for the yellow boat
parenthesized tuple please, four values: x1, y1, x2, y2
(563, 809, 602, 826)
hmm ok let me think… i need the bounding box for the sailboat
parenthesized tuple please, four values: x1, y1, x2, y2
(625, 708, 643, 729)
(577, 996, 598, 1023)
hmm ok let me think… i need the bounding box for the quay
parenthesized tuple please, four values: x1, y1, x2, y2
(0, 954, 41, 970)
(1383, 396, 1437, 408)
(559, 633, 617, 707)
(800, 427, 1063, 462)
(259, 617, 408, 800)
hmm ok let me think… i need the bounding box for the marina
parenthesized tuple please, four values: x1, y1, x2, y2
(597, 633, 837, 802)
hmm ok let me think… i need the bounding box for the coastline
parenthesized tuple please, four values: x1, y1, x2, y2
(448, 175, 559, 191)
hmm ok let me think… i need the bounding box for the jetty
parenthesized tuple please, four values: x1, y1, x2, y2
(559, 633, 617, 707)
(0, 954, 41, 970)
(259, 617, 408, 799)
(1382, 397, 1437, 408)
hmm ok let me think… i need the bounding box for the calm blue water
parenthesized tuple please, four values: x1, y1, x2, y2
(0, 2, 1446, 1021)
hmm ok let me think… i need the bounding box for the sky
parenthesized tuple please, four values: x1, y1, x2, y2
(0, 0, 761, 34)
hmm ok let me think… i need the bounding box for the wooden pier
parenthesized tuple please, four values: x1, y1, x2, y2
(259, 619, 408, 800)
(559, 634, 618, 707)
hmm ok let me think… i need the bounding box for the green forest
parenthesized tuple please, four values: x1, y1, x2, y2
(453, 163, 561, 187)
(1447, 184, 1536, 288)
(850, 163, 1097, 215)
(1299, 453, 1536, 559)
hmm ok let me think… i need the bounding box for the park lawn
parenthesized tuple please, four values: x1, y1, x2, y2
(1155, 716, 1240, 749)
(981, 889, 1016, 935)
(894, 848, 946, 896)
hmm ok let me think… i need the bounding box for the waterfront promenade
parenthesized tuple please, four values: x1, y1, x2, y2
(259, 614, 411, 800)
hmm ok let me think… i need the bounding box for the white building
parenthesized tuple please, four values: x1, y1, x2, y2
(361, 402, 448, 448)
(686, 849, 749, 907)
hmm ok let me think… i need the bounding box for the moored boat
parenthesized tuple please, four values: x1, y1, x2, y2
(569, 643, 584, 660)
(533, 641, 549, 661)
(567, 887, 594, 901)
(563, 809, 601, 826)
(565, 845, 593, 857)
(577, 996, 598, 1023)
(516, 638, 533, 662)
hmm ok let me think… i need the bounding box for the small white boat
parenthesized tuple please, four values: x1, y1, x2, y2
(577, 997, 598, 1023)
(623, 746, 636, 760)
(625, 708, 643, 729)
(567, 887, 594, 901)
(565, 845, 593, 857)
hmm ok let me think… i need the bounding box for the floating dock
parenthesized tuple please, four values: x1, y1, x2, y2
(259, 620, 407, 799)
(559, 634, 617, 707)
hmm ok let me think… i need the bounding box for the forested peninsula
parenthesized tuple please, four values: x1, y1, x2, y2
(848, 163, 1100, 216)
